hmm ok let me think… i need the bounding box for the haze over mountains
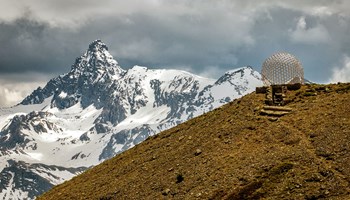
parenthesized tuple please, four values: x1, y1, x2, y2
(0, 40, 262, 199)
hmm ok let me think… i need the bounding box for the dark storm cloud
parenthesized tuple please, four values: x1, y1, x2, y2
(84, 13, 248, 70)
(1, 1, 349, 80)
(0, 5, 254, 76)
(0, 16, 82, 74)
(0, 0, 350, 106)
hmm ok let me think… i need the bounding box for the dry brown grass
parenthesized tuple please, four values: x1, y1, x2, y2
(39, 83, 350, 200)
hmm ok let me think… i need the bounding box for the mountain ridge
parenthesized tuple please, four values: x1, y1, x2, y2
(38, 83, 350, 200)
(0, 40, 262, 199)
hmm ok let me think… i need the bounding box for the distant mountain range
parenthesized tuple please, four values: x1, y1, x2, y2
(0, 40, 262, 199)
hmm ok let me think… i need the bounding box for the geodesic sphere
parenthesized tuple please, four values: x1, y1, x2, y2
(261, 52, 304, 85)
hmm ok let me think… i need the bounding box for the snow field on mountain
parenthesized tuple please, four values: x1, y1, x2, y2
(0, 40, 263, 199)
(209, 67, 263, 106)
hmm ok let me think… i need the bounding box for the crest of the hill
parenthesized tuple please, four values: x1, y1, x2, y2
(39, 83, 350, 200)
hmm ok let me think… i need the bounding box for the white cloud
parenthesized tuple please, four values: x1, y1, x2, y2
(0, 83, 38, 107)
(296, 16, 307, 29)
(289, 16, 330, 44)
(0, 87, 22, 107)
(330, 56, 350, 83)
(0, 73, 48, 107)
(311, 6, 333, 17)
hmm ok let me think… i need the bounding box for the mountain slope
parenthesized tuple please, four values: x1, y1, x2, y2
(0, 40, 262, 199)
(39, 83, 350, 200)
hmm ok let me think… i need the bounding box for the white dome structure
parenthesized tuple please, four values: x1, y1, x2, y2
(261, 52, 304, 85)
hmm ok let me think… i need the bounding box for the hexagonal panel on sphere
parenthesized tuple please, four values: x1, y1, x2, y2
(261, 52, 304, 86)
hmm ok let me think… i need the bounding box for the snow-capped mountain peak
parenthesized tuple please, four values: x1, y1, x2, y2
(0, 40, 263, 200)
(88, 39, 109, 52)
(20, 40, 126, 110)
(71, 39, 124, 79)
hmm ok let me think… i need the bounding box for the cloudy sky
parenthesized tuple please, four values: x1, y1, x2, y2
(0, 0, 350, 107)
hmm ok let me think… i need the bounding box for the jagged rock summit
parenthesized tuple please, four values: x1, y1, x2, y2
(21, 40, 124, 109)
(0, 40, 262, 199)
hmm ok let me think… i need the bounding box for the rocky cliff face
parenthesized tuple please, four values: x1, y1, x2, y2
(0, 40, 262, 199)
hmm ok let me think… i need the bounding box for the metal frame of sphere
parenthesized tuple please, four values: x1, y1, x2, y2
(261, 52, 304, 86)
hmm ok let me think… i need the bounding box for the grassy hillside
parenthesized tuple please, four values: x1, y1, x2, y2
(39, 83, 350, 200)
